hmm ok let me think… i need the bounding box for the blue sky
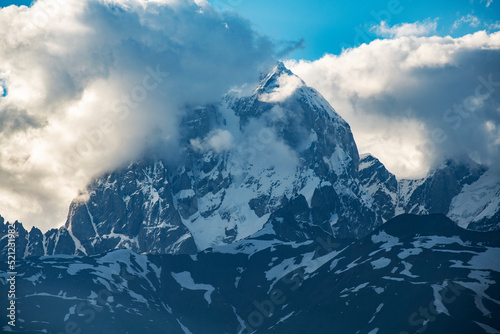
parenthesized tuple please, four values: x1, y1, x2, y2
(210, 0, 500, 59)
(3, 0, 499, 59)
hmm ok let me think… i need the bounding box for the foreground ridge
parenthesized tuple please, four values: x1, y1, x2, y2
(2, 214, 499, 333)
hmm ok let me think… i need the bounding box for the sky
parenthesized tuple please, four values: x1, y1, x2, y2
(209, 0, 500, 60)
(0, 0, 499, 231)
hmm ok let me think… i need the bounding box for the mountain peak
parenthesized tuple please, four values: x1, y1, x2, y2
(274, 61, 292, 75)
(256, 62, 298, 95)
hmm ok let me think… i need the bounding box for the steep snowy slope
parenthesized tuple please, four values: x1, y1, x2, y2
(448, 166, 500, 231)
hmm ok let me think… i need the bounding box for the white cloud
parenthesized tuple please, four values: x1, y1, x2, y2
(372, 20, 438, 38)
(287, 30, 500, 178)
(259, 73, 304, 103)
(207, 129, 233, 152)
(481, 0, 493, 7)
(0, 0, 274, 231)
(487, 21, 500, 30)
(452, 14, 481, 30)
(191, 129, 233, 153)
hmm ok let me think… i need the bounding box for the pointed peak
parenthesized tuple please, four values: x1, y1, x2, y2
(256, 61, 301, 97)
(274, 61, 293, 76)
(360, 153, 377, 161)
(30, 225, 42, 234)
(259, 62, 293, 84)
(359, 153, 385, 172)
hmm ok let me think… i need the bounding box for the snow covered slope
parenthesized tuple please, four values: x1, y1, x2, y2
(448, 166, 500, 231)
(358, 154, 398, 222)
(359, 154, 499, 231)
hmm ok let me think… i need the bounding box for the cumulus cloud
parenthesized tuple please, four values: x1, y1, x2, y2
(372, 20, 438, 38)
(287, 30, 500, 178)
(0, 0, 274, 230)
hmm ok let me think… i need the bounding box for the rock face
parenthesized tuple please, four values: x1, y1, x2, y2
(2, 64, 499, 261)
(397, 159, 487, 216)
(447, 166, 500, 231)
(3, 214, 499, 334)
(65, 160, 198, 256)
(358, 154, 499, 231)
(358, 154, 398, 222)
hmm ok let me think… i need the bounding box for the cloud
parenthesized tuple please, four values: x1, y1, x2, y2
(372, 20, 438, 38)
(481, 0, 493, 7)
(287, 30, 500, 179)
(0, 0, 275, 231)
(486, 21, 500, 30)
(259, 73, 304, 103)
(452, 14, 481, 31)
(191, 129, 233, 153)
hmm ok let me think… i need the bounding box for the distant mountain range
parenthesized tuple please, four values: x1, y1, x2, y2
(1, 64, 499, 333)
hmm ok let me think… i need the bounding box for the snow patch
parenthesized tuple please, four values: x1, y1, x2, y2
(171, 271, 214, 305)
(371, 231, 401, 250)
(371, 257, 391, 269)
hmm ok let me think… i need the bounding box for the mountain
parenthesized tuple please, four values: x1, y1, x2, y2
(2, 214, 499, 333)
(2, 63, 383, 259)
(448, 167, 500, 232)
(358, 154, 499, 231)
(1, 63, 499, 263)
(358, 153, 398, 222)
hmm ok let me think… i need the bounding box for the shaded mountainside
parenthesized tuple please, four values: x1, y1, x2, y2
(2, 214, 499, 333)
(358, 154, 499, 230)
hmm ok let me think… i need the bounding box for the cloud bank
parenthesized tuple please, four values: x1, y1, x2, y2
(287, 29, 500, 178)
(0, 0, 274, 230)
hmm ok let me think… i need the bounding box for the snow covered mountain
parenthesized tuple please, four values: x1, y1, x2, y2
(358, 154, 499, 230)
(1, 63, 499, 261)
(2, 214, 499, 333)
(1, 63, 382, 258)
(449, 166, 500, 232)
